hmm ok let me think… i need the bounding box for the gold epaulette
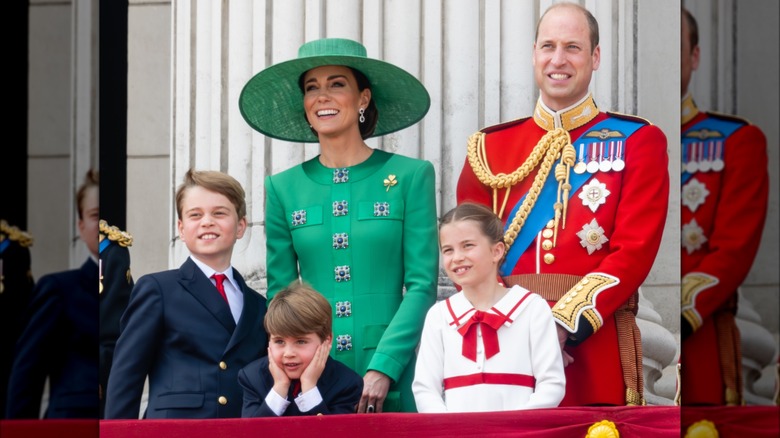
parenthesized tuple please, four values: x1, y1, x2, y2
(0, 219, 34, 248)
(606, 111, 652, 126)
(99, 220, 133, 247)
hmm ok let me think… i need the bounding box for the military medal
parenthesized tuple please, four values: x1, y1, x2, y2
(574, 143, 587, 174)
(699, 141, 712, 172)
(599, 141, 611, 172)
(711, 141, 724, 172)
(612, 141, 625, 171)
(586, 143, 599, 173)
(685, 142, 699, 173)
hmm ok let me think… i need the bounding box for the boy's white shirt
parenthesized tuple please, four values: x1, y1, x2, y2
(190, 255, 244, 323)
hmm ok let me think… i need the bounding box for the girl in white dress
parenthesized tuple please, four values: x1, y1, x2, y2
(413, 203, 565, 412)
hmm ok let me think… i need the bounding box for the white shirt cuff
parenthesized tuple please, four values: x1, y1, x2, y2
(294, 386, 323, 413)
(265, 388, 291, 416)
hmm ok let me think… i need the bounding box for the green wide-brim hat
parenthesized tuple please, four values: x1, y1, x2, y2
(239, 38, 431, 143)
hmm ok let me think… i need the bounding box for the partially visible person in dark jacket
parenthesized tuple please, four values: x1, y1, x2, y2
(98, 219, 134, 418)
(0, 219, 34, 419)
(6, 169, 100, 418)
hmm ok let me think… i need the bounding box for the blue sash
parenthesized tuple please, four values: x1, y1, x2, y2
(0, 238, 10, 254)
(681, 116, 744, 184)
(499, 117, 644, 276)
(99, 238, 112, 254)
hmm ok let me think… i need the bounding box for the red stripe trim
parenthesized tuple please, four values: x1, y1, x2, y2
(446, 298, 475, 327)
(443, 373, 536, 390)
(490, 290, 533, 324)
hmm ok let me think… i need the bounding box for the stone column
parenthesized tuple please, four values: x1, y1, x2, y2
(637, 290, 679, 405)
(737, 290, 778, 405)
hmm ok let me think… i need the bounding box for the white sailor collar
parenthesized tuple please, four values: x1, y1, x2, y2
(444, 285, 534, 330)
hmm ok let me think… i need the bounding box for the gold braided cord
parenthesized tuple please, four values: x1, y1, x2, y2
(99, 219, 134, 247)
(500, 129, 572, 248)
(467, 129, 558, 218)
(0, 219, 33, 247)
(559, 145, 576, 229)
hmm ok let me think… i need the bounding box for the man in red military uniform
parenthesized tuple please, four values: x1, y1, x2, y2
(457, 2, 669, 406)
(679, 8, 768, 406)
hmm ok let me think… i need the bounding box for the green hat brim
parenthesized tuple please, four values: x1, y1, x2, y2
(239, 50, 430, 143)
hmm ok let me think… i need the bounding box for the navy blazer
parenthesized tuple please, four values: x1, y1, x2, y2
(105, 257, 267, 419)
(5, 258, 99, 419)
(238, 355, 363, 417)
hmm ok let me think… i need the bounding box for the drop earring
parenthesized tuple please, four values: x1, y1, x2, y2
(359, 108, 365, 124)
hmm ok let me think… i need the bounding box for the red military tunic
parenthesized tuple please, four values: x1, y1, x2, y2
(457, 94, 669, 406)
(680, 93, 769, 405)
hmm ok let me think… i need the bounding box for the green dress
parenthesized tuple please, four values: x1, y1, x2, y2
(265, 149, 439, 412)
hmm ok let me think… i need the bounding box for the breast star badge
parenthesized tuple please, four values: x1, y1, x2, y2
(681, 178, 709, 213)
(578, 178, 611, 213)
(682, 219, 707, 254)
(576, 219, 609, 255)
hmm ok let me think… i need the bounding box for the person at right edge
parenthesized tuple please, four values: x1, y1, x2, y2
(680, 7, 769, 407)
(456, 2, 669, 406)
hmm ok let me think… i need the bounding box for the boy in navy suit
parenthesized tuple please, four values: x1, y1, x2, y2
(6, 170, 100, 419)
(105, 169, 268, 419)
(239, 282, 363, 416)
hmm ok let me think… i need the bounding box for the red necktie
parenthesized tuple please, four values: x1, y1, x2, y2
(457, 310, 507, 362)
(211, 273, 229, 303)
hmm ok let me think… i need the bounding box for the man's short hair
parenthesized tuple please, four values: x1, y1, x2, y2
(682, 8, 699, 49)
(535, 2, 600, 53)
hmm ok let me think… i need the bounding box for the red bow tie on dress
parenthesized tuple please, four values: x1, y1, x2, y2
(457, 310, 507, 362)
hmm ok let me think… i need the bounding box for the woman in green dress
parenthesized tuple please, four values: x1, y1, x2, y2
(239, 38, 438, 413)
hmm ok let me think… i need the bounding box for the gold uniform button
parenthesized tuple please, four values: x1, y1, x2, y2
(218, 396, 228, 405)
(544, 253, 555, 264)
(219, 361, 227, 370)
(542, 229, 554, 239)
(546, 220, 555, 229)
(542, 239, 553, 250)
